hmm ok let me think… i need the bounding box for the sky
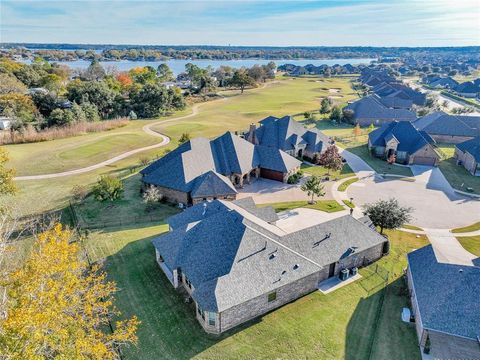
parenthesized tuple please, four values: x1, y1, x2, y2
(1, 0, 479, 47)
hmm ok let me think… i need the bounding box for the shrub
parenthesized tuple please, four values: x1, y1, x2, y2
(71, 185, 88, 203)
(139, 156, 150, 166)
(92, 175, 124, 202)
(128, 110, 138, 120)
(287, 171, 303, 184)
(179, 133, 191, 144)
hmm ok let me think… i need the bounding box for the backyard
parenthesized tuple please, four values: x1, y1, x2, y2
(80, 222, 426, 360)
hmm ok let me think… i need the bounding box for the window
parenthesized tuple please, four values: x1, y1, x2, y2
(208, 312, 216, 326)
(267, 291, 277, 302)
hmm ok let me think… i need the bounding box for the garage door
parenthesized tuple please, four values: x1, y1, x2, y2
(413, 156, 436, 166)
(260, 168, 284, 182)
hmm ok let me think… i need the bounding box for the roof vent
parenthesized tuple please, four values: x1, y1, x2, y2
(293, 264, 299, 270)
(202, 202, 207, 216)
(269, 253, 277, 260)
(281, 270, 287, 275)
(459, 269, 464, 273)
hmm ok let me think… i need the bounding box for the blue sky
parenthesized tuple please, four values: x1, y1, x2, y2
(1, 0, 479, 46)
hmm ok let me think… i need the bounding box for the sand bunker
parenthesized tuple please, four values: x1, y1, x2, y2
(328, 88, 341, 93)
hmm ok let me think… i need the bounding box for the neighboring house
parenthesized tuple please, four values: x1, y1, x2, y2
(407, 245, 480, 359)
(454, 80, 480, 98)
(424, 76, 458, 89)
(245, 115, 331, 159)
(345, 95, 417, 126)
(373, 82, 426, 106)
(359, 68, 396, 87)
(0, 116, 12, 130)
(153, 198, 389, 334)
(414, 111, 480, 144)
(368, 121, 440, 166)
(140, 132, 301, 205)
(455, 137, 480, 176)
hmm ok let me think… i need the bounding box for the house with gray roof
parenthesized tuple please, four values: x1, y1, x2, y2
(373, 82, 426, 106)
(245, 115, 331, 160)
(455, 137, 480, 176)
(345, 95, 417, 127)
(141, 131, 301, 205)
(368, 121, 440, 166)
(423, 76, 458, 89)
(407, 245, 480, 359)
(414, 111, 480, 144)
(453, 80, 480, 98)
(152, 198, 388, 334)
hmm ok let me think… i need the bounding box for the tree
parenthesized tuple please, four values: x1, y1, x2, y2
(92, 175, 124, 201)
(116, 72, 133, 88)
(157, 64, 174, 81)
(130, 83, 179, 118)
(0, 74, 27, 94)
(179, 132, 190, 144)
(248, 65, 267, 83)
(353, 123, 362, 138)
(330, 106, 342, 121)
(0, 148, 16, 196)
(320, 98, 331, 114)
(0, 93, 37, 124)
(362, 198, 413, 234)
(367, 123, 375, 133)
(301, 176, 325, 204)
(0, 224, 139, 358)
(143, 185, 163, 212)
(71, 184, 88, 203)
(342, 108, 355, 124)
(31, 91, 59, 117)
(229, 70, 255, 93)
(47, 108, 74, 127)
(82, 59, 106, 81)
(318, 145, 343, 175)
(67, 80, 116, 118)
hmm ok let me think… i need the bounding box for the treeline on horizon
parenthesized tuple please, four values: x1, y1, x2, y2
(2, 43, 480, 62)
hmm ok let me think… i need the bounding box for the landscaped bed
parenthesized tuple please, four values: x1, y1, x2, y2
(260, 200, 344, 213)
(81, 224, 426, 359)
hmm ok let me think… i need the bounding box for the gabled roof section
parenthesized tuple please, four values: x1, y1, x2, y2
(190, 171, 237, 199)
(369, 121, 436, 154)
(345, 95, 416, 122)
(256, 145, 302, 173)
(415, 113, 480, 138)
(456, 137, 480, 162)
(407, 245, 480, 340)
(211, 131, 259, 175)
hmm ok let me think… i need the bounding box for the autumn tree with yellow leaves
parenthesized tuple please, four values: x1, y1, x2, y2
(0, 224, 139, 359)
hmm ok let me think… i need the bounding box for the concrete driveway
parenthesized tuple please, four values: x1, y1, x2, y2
(237, 177, 335, 204)
(346, 164, 480, 229)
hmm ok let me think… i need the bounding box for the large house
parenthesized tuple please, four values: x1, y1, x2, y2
(422, 76, 458, 89)
(414, 111, 480, 144)
(455, 137, 480, 176)
(141, 131, 301, 205)
(407, 245, 480, 359)
(373, 82, 426, 106)
(153, 198, 389, 334)
(345, 95, 417, 126)
(368, 121, 440, 166)
(245, 115, 331, 159)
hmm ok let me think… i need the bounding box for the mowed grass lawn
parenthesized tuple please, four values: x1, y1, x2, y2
(436, 143, 480, 194)
(83, 224, 426, 360)
(151, 76, 359, 141)
(457, 236, 480, 256)
(260, 200, 345, 213)
(301, 163, 355, 180)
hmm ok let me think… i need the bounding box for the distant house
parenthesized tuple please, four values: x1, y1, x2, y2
(140, 132, 301, 205)
(414, 111, 480, 144)
(245, 115, 331, 160)
(152, 198, 389, 334)
(455, 137, 480, 176)
(373, 82, 426, 106)
(359, 68, 396, 87)
(454, 80, 480, 98)
(407, 245, 480, 359)
(368, 121, 439, 166)
(345, 95, 417, 126)
(0, 116, 12, 130)
(423, 76, 458, 89)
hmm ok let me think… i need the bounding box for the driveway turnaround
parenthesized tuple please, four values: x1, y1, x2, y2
(345, 162, 480, 229)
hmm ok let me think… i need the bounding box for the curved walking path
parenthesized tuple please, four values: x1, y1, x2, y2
(13, 97, 227, 181)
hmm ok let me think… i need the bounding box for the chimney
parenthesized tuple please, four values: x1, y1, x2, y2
(246, 123, 258, 145)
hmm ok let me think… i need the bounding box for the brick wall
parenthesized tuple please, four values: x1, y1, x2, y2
(455, 148, 477, 175)
(218, 271, 322, 333)
(431, 134, 474, 144)
(153, 186, 190, 205)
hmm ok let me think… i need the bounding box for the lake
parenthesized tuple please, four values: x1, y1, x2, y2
(19, 58, 374, 75)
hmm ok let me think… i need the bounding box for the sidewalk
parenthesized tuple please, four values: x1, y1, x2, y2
(424, 229, 477, 266)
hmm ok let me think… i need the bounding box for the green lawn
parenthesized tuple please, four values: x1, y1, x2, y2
(300, 163, 355, 180)
(451, 221, 480, 233)
(456, 236, 480, 257)
(342, 199, 355, 208)
(79, 224, 426, 359)
(74, 173, 180, 229)
(436, 147, 480, 194)
(402, 224, 423, 232)
(347, 145, 414, 177)
(338, 177, 359, 192)
(260, 200, 345, 213)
